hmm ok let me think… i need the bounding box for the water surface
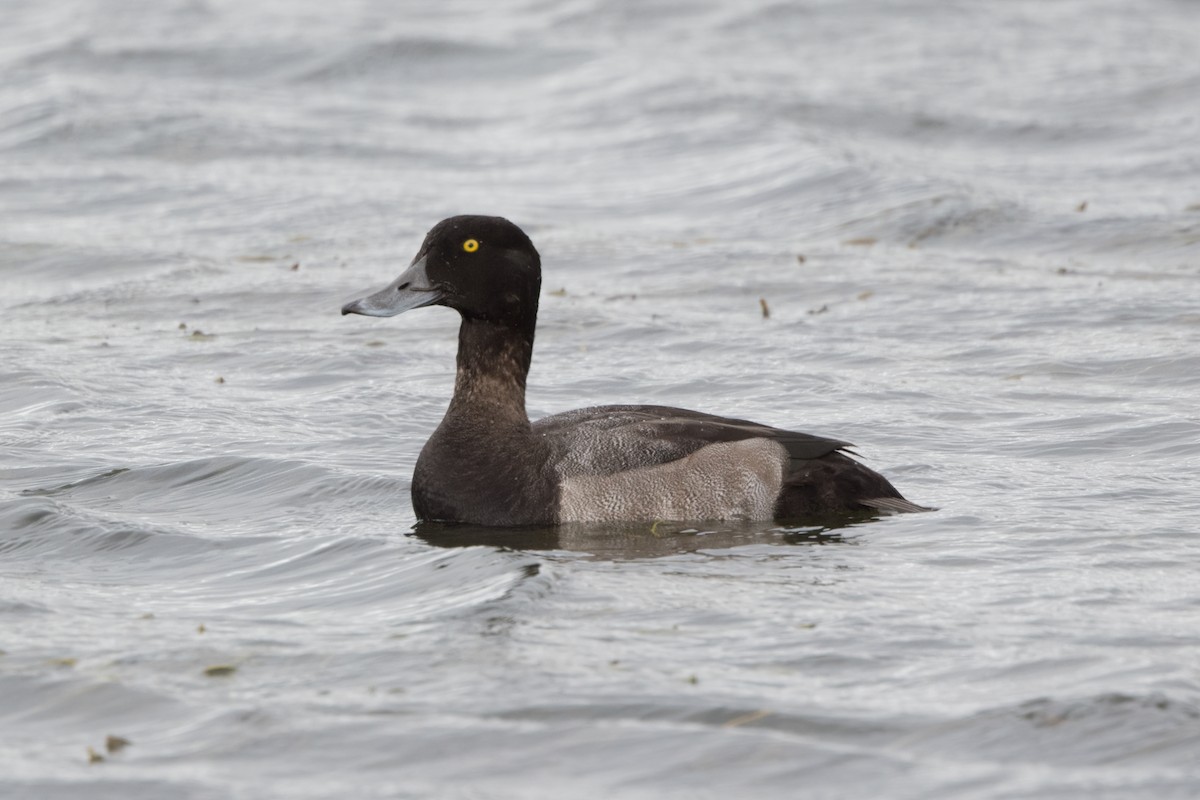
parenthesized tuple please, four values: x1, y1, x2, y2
(3, 1, 1200, 797)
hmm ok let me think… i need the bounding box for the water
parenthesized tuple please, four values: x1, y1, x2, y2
(3, 0, 1200, 796)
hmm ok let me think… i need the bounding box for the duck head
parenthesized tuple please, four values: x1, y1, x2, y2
(341, 215, 541, 331)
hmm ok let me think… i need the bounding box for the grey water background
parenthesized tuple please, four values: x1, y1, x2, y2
(3, 0, 1200, 796)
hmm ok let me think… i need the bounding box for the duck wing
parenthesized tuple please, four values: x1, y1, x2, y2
(532, 404, 852, 478)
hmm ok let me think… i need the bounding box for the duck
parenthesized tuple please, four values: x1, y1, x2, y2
(341, 215, 926, 526)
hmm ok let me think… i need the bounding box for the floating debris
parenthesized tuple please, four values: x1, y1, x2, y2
(203, 664, 236, 677)
(189, 330, 217, 341)
(796, 254, 806, 264)
(548, 288, 568, 297)
(105, 735, 131, 753)
(197, 623, 206, 633)
(1077, 200, 1088, 212)
(290, 262, 300, 271)
(759, 298, 770, 319)
(808, 304, 828, 315)
(87, 747, 104, 764)
(843, 237, 877, 246)
(214, 376, 225, 384)
(723, 709, 771, 728)
(366, 340, 386, 348)
(178, 322, 187, 330)
(857, 290, 874, 301)
(236, 255, 277, 263)
(48, 657, 77, 668)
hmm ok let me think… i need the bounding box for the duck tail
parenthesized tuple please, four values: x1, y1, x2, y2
(859, 497, 935, 514)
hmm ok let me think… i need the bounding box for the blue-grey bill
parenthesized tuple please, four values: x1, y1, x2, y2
(341, 255, 443, 317)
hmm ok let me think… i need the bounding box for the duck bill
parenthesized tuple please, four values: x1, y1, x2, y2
(341, 255, 444, 317)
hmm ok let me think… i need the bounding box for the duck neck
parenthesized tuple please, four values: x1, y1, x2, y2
(445, 316, 534, 426)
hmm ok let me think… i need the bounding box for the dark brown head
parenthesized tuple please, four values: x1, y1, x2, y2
(341, 215, 541, 334)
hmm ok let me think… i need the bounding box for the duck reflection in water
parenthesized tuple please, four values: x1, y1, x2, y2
(409, 516, 878, 558)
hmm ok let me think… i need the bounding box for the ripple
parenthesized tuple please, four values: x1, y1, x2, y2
(899, 693, 1200, 769)
(295, 36, 588, 84)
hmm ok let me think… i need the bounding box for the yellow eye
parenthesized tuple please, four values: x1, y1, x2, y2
(463, 239, 479, 253)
